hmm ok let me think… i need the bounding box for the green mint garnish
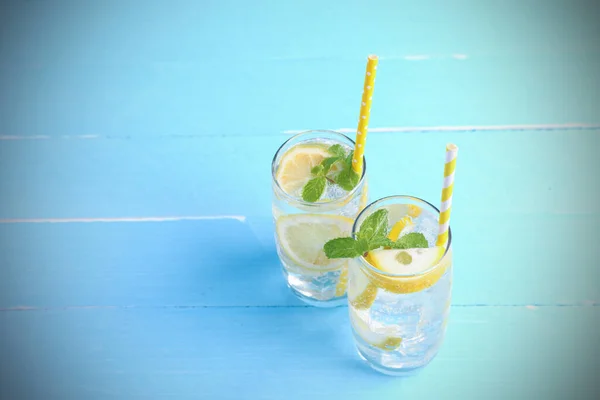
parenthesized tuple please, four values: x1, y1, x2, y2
(311, 165, 324, 175)
(335, 168, 360, 191)
(300, 145, 361, 202)
(344, 150, 355, 167)
(336, 150, 360, 190)
(302, 176, 326, 203)
(321, 157, 340, 174)
(356, 209, 388, 244)
(368, 236, 394, 251)
(323, 209, 429, 259)
(388, 232, 429, 249)
(328, 144, 346, 158)
(323, 237, 361, 258)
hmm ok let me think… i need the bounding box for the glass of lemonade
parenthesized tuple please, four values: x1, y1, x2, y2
(345, 195, 452, 375)
(271, 130, 368, 307)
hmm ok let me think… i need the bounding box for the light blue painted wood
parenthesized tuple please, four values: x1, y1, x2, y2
(1, 0, 599, 397)
(1, 307, 598, 399)
(1, 216, 599, 308)
(1, 55, 598, 138)
(1, 130, 599, 307)
(1, 0, 599, 138)
(1, 131, 598, 219)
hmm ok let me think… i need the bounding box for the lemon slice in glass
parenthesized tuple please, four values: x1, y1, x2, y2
(367, 246, 448, 294)
(334, 266, 349, 297)
(348, 265, 378, 310)
(384, 203, 422, 226)
(350, 308, 402, 351)
(387, 216, 415, 241)
(276, 214, 353, 273)
(275, 144, 330, 195)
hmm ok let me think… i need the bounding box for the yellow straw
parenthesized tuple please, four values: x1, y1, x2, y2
(436, 143, 458, 246)
(351, 55, 378, 174)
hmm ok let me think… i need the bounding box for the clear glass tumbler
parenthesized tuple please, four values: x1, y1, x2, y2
(271, 130, 368, 307)
(347, 195, 452, 374)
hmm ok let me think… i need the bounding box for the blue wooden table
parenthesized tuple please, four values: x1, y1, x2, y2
(1, 1, 599, 398)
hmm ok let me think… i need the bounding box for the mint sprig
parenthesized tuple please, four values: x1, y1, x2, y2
(301, 145, 361, 202)
(387, 232, 428, 249)
(356, 208, 388, 244)
(328, 144, 346, 158)
(302, 176, 327, 203)
(323, 209, 429, 259)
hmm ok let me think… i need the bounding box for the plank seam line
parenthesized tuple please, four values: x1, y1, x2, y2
(270, 54, 470, 61)
(283, 123, 600, 135)
(0, 215, 246, 224)
(1, 123, 599, 141)
(1, 303, 598, 311)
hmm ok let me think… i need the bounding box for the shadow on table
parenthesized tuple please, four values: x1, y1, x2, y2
(177, 217, 300, 306)
(179, 218, 392, 377)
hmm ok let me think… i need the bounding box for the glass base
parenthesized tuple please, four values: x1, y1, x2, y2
(280, 258, 347, 307)
(356, 348, 427, 376)
(353, 329, 442, 376)
(289, 284, 347, 308)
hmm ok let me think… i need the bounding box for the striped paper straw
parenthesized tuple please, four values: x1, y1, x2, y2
(351, 55, 378, 175)
(436, 143, 458, 246)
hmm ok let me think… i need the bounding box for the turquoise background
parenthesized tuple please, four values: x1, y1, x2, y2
(0, 1, 599, 398)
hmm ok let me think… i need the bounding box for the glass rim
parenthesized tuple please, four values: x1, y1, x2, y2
(351, 195, 452, 278)
(271, 129, 367, 208)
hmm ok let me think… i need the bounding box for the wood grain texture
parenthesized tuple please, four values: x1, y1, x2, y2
(1, 131, 598, 219)
(1, 215, 599, 308)
(1, 0, 599, 398)
(1, 307, 599, 399)
(1, 1, 599, 138)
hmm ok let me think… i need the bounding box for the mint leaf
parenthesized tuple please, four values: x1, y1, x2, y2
(368, 236, 394, 251)
(328, 144, 346, 158)
(321, 156, 341, 174)
(355, 238, 369, 255)
(335, 168, 360, 191)
(302, 176, 326, 202)
(324, 237, 360, 259)
(357, 209, 388, 244)
(322, 212, 429, 260)
(345, 150, 355, 167)
(390, 233, 429, 249)
(311, 164, 324, 175)
(331, 149, 360, 191)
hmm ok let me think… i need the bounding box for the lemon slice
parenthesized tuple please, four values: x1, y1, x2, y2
(357, 180, 369, 211)
(370, 247, 445, 275)
(276, 214, 353, 273)
(367, 246, 449, 294)
(275, 144, 330, 195)
(350, 308, 402, 351)
(350, 210, 411, 308)
(384, 203, 422, 227)
(388, 216, 415, 241)
(348, 265, 378, 310)
(334, 265, 349, 297)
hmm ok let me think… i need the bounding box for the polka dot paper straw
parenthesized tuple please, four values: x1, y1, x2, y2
(351, 55, 378, 175)
(436, 143, 458, 247)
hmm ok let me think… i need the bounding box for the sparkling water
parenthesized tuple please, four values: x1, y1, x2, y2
(349, 262, 452, 373)
(271, 133, 368, 307)
(348, 201, 453, 374)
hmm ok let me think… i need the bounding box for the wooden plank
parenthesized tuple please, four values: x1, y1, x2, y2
(1, 1, 599, 138)
(1, 1, 599, 398)
(1, 130, 598, 307)
(1, 215, 598, 308)
(1, 56, 597, 138)
(1, 131, 598, 220)
(3, 0, 599, 63)
(1, 306, 598, 399)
